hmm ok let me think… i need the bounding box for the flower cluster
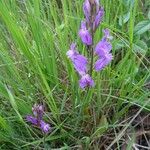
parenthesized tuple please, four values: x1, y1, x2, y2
(26, 104, 51, 133)
(79, 0, 104, 45)
(67, 0, 113, 89)
(67, 43, 94, 89)
(95, 29, 113, 71)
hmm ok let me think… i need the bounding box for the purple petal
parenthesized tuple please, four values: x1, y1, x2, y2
(93, 7, 104, 30)
(32, 104, 44, 120)
(83, 0, 91, 23)
(95, 0, 100, 5)
(79, 22, 92, 45)
(40, 120, 51, 133)
(26, 115, 38, 125)
(95, 38, 112, 57)
(81, 20, 87, 30)
(103, 29, 113, 40)
(94, 53, 113, 71)
(94, 0, 100, 13)
(73, 54, 88, 76)
(67, 43, 88, 76)
(70, 43, 76, 50)
(79, 74, 94, 89)
(66, 43, 78, 59)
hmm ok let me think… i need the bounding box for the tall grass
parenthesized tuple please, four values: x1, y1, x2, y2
(0, 0, 150, 149)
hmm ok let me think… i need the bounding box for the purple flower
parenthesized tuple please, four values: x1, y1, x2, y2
(103, 29, 113, 40)
(26, 104, 51, 134)
(66, 43, 78, 59)
(67, 43, 88, 76)
(26, 116, 51, 133)
(67, 44, 95, 88)
(93, 7, 104, 30)
(94, 0, 99, 4)
(26, 115, 38, 125)
(95, 38, 112, 57)
(95, 29, 112, 57)
(40, 121, 51, 133)
(94, 29, 113, 71)
(32, 104, 44, 120)
(94, 53, 113, 71)
(79, 21, 92, 45)
(83, 0, 91, 23)
(74, 55, 88, 76)
(79, 74, 94, 89)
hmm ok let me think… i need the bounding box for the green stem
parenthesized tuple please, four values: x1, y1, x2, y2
(90, 33, 94, 76)
(89, 4, 94, 76)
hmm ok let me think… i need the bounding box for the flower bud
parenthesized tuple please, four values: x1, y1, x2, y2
(79, 74, 94, 89)
(83, 0, 91, 24)
(79, 21, 92, 45)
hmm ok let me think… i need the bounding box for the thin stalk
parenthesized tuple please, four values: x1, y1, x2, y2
(89, 30, 94, 76)
(89, 4, 95, 76)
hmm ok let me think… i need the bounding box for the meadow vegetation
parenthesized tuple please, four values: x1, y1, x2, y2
(0, 0, 150, 149)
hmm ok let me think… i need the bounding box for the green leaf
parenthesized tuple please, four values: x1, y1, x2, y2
(148, 10, 150, 20)
(133, 40, 148, 55)
(122, 0, 135, 7)
(0, 116, 12, 136)
(0, 116, 8, 131)
(134, 20, 150, 35)
(6, 87, 23, 122)
(114, 39, 126, 51)
(119, 12, 130, 26)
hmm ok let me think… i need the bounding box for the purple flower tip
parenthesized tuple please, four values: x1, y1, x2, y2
(32, 104, 44, 120)
(40, 121, 51, 133)
(93, 7, 104, 30)
(26, 104, 51, 134)
(79, 21, 92, 45)
(94, 53, 113, 71)
(67, 43, 88, 76)
(103, 29, 113, 40)
(83, 0, 91, 23)
(26, 115, 38, 125)
(95, 29, 113, 57)
(94, 29, 113, 71)
(79, 74, 94, 89)
(95, 38, 112, 57)
(26, 115, 51, 133)
(66, 43, 78, 59)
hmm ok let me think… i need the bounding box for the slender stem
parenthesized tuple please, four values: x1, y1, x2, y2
(43, 134, 46, 149)
(89, 4, 95, 76)
(90, 31, 94, 76)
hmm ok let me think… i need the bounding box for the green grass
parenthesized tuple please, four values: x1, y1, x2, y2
(0, 0, 150, 149)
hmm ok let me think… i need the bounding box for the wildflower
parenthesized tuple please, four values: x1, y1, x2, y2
(94, 53, 113, 71)
(67, 1, 113, 88)
(26, 104, 51, 133)
(94, 29, 113, 71)
(66, 43, 77, 59)
(67, 43, 94, 88)
(103, 29, 113, 40)
(95, 37, 112, 57)
(32, 104, 44, 120)
(83, 0, 91, 23)
(93, 7, 104, 30)
(40, 121, 51, 133)
(79, 74, 94, 89)
(95, 29, 112, 57)
(26, 115, 38, 126)
(79, 21, 92, 45)
(89, 0, 99, 12)
(67, 43, 88, 76)
(94, 0, 100, 9)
